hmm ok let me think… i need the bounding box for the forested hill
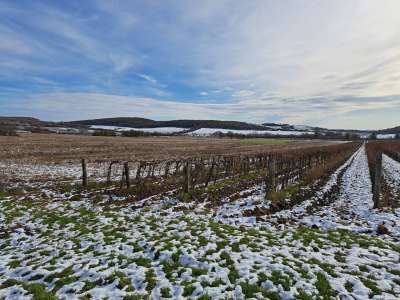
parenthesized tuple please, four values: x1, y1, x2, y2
(68, 117, 268, 130)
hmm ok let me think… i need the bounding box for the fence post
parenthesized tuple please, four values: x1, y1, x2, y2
(373, 152, 382, 208)
(124, 162, 130, 188)
(183, 160, 191, 193)
(81, 158, 88, 187)
(107, 161, 118, 184)
(265, 156, 276, 199)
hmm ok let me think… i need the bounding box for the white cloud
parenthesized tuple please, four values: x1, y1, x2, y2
(137, 73, 158, 85)
(232, 90, 256, 98)
(2, 1, 400, 128)
(3, 92, 400, 129)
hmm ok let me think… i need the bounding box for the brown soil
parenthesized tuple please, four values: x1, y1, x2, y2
(0, 133, 336, 163)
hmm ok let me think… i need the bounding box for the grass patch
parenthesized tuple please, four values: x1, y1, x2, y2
(344, 281, 353, 293)
(160, 287, 171, 298)
(360, 278, 381, 297)
(191, 268, 208, 277)
(145, 269, 157, 293)
(182, 281, 195, 297)
(315, 272, 337, 299)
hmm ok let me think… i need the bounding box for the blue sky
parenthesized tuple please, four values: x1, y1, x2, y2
(1, 0, 400, 129)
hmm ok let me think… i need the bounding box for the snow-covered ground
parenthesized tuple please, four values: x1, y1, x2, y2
(383, 154, 400, 199)
(1, 190, 399, 299)
(296, 145, 400, 237)
(377, 134, 397, 139)
(187, 128, 314, 136)
(0, 161, 117, 181)
(90, 125, 186, 134)
(215, 145, 400, 238)
(1, 144, 400, 299)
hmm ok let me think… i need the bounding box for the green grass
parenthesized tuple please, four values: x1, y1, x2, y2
(220, 251, 234, 266)
(160, 287, 171, 298)
(315, 272, 337, 299)
(24, 282, 59, 300)
(191, 268, 208, 277)
(145, 269, 157, 292)
(296, 289, 313, 300)
(132, 257, 151, 268)
(0, 278, 20, 288)
(240, 281, 262, 298)
(182, 281, 196, 297)
(197, 294, 212, 300)
(228, 267, 239, 284)
(345, 281, 353, 293)
(0, 280, 58, 300)
(270, 270, 292, 291)
(7, 260, 21, 268)
(360, 278, 381, 297)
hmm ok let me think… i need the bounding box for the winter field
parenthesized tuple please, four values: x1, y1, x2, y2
(1, 136, 400, 300)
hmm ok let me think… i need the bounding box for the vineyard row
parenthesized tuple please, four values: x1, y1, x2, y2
(79, 142, 361, 202)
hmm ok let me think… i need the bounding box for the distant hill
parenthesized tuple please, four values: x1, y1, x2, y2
(1, 115, 399, 138)
(68, 117, 158, 128)
(377, 126, 400, 134)
(69, 117, 268, 130)
(0, 116, 43, 125)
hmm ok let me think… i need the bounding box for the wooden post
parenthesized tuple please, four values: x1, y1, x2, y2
(373, 152, 382, 208)
(81, 158, 88, 187)
(164, 161, 171, 178)
(124, 162, 130, 188)
(107, 161, 118, 183)
(183, 160, 191, 193)
(136, 162, 142, 179)
(265, 156, 276, 199)
(107, 162, 112, 184)
(205, 161, 215, 187)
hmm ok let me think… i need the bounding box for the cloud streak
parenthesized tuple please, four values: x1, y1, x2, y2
(2, 92, 400, 130)
(1, 0, 400, 129)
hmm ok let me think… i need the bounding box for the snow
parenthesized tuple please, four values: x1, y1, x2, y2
(1, 144, 400, 299)
(90, 125, 186, 133)
(377, 134, 397, 139)
(46, 127, 81, 133)
(296, 145, 400, 237)
(292, 125, 315, 131)
(383, 154, 400, 199)
(187, 128, 314, 136)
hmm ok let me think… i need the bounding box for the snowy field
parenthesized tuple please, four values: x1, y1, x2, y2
(1, 145, 400, 299)
(187, 128, 313, 137)
(90, 126, 186, 134)
(89, 125, 314, 136)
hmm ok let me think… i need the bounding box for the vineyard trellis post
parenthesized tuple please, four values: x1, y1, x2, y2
(124, 162, 130, 188)
(265, 156, 276, 199)
(372, 151, 382, 208)
(183, 160, 192, 193)
(81, 158, 88, 187)
(107, 161, 118, 183)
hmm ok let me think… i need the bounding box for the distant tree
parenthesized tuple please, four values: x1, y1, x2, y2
(0, 125, 17, 136)
(92, 129, 116, 136)
(345, 133, 359, 140)
(370, 132, 377, 140)
(395, 133, 400, 140)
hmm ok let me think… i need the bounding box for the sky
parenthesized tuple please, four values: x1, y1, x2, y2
(0, 0, 400, 129)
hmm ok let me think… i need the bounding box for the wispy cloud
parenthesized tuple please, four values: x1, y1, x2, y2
(1, 1, 400, 128)
(137, 73, 158, 85)
(2, 92, 399, 130)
